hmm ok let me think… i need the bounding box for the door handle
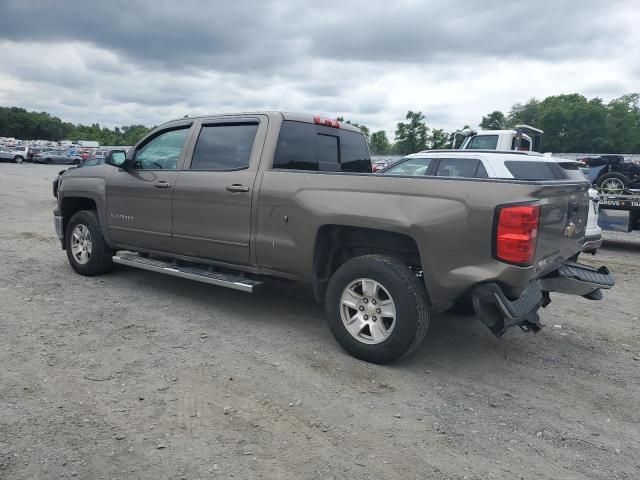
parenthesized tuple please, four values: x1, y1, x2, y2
(226, 184, 250, 193)
(152, 181, 172, 189)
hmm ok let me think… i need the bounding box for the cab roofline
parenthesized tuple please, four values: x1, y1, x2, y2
(158, 111, 363, 133)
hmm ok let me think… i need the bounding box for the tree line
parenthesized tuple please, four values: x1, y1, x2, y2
(0, 106, 151, 146)
(360, 92, 640, 155)
(2, 92, 639, 153)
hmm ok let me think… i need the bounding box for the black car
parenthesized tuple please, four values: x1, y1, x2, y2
(52, 156, 105, 198)
(580, 154, 640, 193)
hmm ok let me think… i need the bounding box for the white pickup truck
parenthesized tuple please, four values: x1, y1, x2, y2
(452, 125, 544, 152)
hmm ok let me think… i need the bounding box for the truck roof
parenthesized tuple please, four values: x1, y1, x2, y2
(159, 111, 364, 134)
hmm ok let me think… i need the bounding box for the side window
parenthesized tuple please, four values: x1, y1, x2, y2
(504, 161, 563, 180)
(383, 157, 432, 176)
(435, 158, 481, 178)
(466, 135, 498, 150)
(190, 123, 258, 171)
(134, 127, 190, 170)
(475, 162, 489, 178)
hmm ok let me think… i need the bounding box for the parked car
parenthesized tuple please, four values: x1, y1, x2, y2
(583, 188, 603, 254)
(27, 147, 51, 162)
(93, 150, 111, 162)
(379, 150, 603, 253)
(53, 156, 107, 198)
(371, 158, 400, 172)
(5, 145, 27, 163)
(0, 146, 18, 162)
(34, 149, 83, 165)
(53, 112, 613, 364)
(579, 154, 640, 193)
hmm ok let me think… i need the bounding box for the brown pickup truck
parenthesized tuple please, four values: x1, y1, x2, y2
(53, 112, 614, 363)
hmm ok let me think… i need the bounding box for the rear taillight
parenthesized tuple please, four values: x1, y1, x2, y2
(314, 116, 340, 128)
(495, 204, 540, 265)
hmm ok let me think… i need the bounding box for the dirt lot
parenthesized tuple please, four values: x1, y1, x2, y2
(0, 163, 638, 480)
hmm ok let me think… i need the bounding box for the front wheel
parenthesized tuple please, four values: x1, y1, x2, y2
(325, 255, 429, 364)
(65, 210, 114, 276)
(13, 155, 23, 164)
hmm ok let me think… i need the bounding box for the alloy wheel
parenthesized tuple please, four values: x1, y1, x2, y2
(70, 224, 92, 265)
(339, 278, 397, 344)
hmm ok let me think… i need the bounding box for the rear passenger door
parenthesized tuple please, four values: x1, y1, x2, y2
(171, 116, 268, 265)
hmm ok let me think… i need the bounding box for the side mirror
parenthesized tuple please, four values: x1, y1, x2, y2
(106, 150, 127, 168)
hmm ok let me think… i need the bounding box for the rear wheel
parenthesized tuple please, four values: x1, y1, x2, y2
(597, 172, 628, 194)
(13, 155, 23, 164)
(325, 255, 429, 364)
(65, 210, 114, 276)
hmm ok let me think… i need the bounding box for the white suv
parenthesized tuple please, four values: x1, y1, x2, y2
(379, 150, 602, 254)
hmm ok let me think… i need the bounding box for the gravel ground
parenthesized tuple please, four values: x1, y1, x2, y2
(1, 163, 639, 480)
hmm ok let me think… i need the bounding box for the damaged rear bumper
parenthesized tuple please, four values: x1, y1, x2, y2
(471, 261, 614, 336)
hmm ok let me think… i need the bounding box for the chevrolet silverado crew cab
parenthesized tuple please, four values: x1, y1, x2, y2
(53, 112, 614, 364)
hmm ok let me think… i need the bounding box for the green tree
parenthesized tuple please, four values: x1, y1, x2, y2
(479, 111, 507, 130)
(606, 94, 640, 152)
(394, 111, 428, 155)
(427, 128, 450, 149)
(0, 106, 152, 146)
(370, 130, 391, 154)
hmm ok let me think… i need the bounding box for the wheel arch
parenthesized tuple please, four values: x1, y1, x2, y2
(59, 196, 100, 249)
(312, 225, 424, 302)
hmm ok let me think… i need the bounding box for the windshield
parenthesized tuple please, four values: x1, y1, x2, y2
(465, 135, 498, 150)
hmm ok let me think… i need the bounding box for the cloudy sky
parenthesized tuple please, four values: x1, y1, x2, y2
(0, 0, 639, 136)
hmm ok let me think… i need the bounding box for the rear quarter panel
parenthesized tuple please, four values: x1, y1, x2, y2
(255, 171, 589, 309)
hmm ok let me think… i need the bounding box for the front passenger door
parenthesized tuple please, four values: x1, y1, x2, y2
(107, 125, 193, 253)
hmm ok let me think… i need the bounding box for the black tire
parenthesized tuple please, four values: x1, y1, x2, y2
(13, 155, 23, 164)
(596, 172, 628, 194)
(325, 254, 429, 364)
(65, 210, 114, 276)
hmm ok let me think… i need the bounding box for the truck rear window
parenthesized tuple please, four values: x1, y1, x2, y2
(274, 121, 371, 172)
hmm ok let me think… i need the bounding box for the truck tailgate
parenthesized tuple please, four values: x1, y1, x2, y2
(530, 182, 590, 276)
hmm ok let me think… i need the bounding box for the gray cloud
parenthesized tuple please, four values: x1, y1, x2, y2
(0, 0, 638, 135)
(0, 0, 628, 71)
